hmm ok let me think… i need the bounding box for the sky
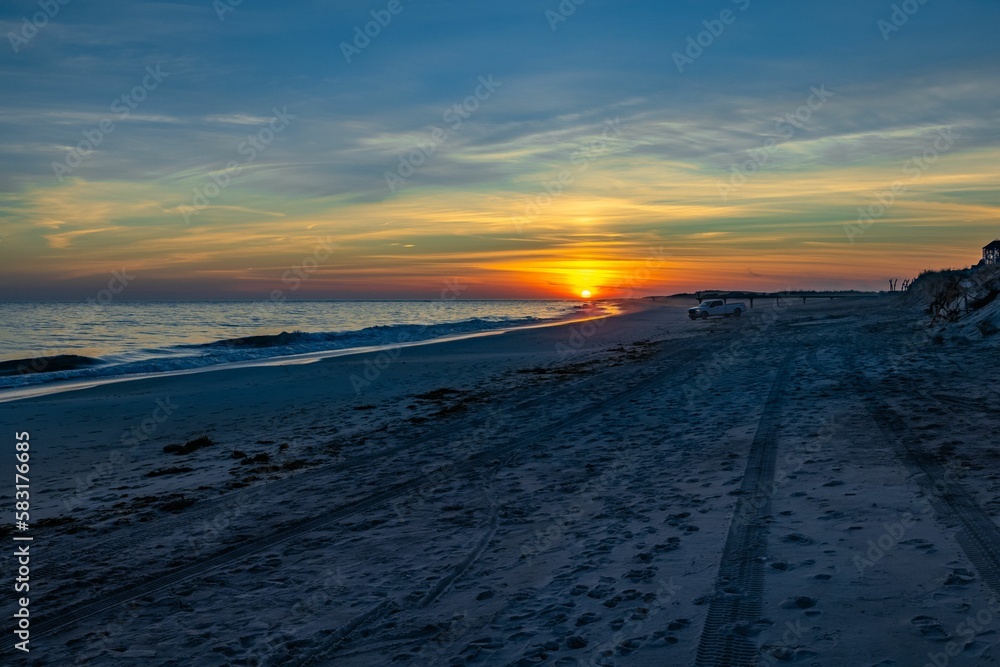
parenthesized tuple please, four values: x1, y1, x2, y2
(0, 0, 998, 300)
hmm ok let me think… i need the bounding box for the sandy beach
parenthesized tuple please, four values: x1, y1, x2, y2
(5, 0, 1000, 663)
(1, 293, 999, 666)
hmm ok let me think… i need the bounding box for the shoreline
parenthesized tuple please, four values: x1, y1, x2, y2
(0, 301, 627, 404)
(6, 295, 999, 664)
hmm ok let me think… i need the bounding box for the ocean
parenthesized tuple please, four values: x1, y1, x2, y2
(0, 300, 601, 391)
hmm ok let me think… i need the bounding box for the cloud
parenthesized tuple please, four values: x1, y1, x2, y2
(44, 226, 121, 249)
(204, 114, 275, 126)
(1, 0, 998, 297)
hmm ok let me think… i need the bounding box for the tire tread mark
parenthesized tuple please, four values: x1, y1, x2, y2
(0, 338, 718, 652)
(36, 337, 698, 581)
(420, 512, 499, 608)
(289, 599, 399, 667)
(858, 383, 1000, 599)
(292, 513, 500, 665)
(694, 352, 794, 667)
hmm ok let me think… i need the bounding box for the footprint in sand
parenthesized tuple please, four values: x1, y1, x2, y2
(625, 567, 657, 583)
(943, 568, 976, 586)
(667, 618, 690, 631)
(586, 584, 613, 599)
(780, 596, 818, 610)
(899, 537, 935, 552)
(767, 646, 819, 661)
(911, 615, 950, 640)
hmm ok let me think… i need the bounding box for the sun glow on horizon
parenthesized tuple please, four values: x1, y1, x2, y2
(580, 289, 592, 299)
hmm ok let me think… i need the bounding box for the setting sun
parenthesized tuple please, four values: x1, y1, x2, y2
(580, 289, 592, 299)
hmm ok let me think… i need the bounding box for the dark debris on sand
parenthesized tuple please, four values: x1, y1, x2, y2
(163, 436, 215, 455)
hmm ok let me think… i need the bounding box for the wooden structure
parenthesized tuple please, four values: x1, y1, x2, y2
(692, 290, 881, 309)
(984, 239, 1000, 265)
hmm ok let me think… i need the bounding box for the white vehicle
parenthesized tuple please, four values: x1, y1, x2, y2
(688, 299, 746, 320)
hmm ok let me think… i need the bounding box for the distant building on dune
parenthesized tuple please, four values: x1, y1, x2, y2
(985, 239, 1000, 265)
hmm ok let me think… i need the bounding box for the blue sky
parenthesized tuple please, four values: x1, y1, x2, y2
(1, 0, 998, 299)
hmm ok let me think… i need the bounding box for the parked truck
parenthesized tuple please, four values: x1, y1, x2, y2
(688, 299, 746, 320)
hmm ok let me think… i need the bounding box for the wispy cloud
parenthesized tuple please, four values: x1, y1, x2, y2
(204, 114, 275, 125)
(0, 0, 998, 298)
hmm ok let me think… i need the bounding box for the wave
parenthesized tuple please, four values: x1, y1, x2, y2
(0, 315, 558, 390)
(187, 317, 545, 351)
(190, 330, 315, 349)
(0, 354, 105, 377)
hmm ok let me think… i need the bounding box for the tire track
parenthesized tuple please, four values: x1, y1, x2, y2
(290, 511, 500, 666)
(34, 336, 693, 583)
(289, 599, 400, 667)
(858, 383, 1000, 600)
(0, 335, 720, 652)
(419, 512, 499, 608)
(694, 351, 795, 667)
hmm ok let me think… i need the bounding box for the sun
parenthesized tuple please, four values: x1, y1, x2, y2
(580, 289, 592, 299)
